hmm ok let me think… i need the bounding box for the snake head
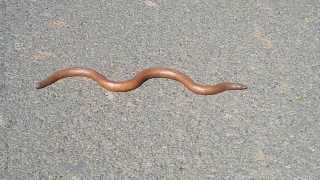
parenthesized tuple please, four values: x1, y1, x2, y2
(222, 83, 248, 90)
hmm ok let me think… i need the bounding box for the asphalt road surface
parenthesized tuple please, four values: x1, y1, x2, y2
(1, 0, 320, 179)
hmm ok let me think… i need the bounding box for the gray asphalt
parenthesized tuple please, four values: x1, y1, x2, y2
(1, 0, 320, 179)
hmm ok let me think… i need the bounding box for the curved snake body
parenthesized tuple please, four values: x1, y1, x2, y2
(36, 67, 247, 95)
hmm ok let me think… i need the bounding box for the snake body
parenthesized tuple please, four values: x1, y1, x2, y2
(36, 67, 247, 95)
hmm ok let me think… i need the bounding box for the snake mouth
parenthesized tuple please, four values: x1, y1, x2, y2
(35, 82, 41, 89)
(221, 83, 247, 90)
(234, 83, 248, 90)
(35, 81, 46, 89)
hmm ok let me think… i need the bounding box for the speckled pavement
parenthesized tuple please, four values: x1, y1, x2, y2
(1, 1, 320, 179)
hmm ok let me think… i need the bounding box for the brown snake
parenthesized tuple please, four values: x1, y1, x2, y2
(36, 67, 247, 95)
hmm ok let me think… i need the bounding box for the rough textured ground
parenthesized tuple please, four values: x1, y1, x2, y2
(1, 0, 320, 179)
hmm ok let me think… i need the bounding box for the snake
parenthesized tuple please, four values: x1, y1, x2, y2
(36, 67, 247, 95)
